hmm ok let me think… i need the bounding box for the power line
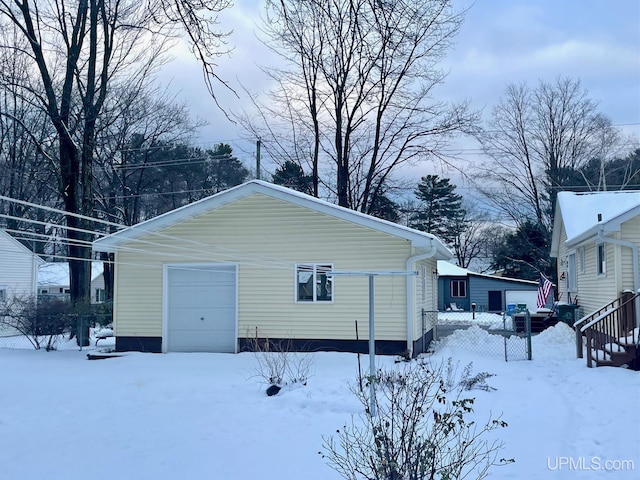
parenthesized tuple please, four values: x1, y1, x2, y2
(0, 196, 298, 271)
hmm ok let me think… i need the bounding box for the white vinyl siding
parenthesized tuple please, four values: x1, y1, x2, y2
(0, 231, 41, 301)
(578, 247, 585, 273)
(620, 216, 640, 290)
(113, 193, 414, 342)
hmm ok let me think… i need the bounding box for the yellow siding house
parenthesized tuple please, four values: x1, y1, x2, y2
(550, 191, 640, 319)
(93, 181, 453, 356)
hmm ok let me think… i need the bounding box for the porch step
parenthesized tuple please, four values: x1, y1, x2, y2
(595, 345, 637, 368)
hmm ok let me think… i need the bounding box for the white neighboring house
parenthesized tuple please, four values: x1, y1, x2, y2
(0, 229, 44, 303)
(38, 262, 106, 303)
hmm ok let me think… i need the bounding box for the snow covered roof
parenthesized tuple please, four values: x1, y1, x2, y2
(93, 180, 454, 259)
(437, 261, 469, 277)
(437, 260, 538, 285)
(551, 191, 640, 253)
(38, 262, 104, 287)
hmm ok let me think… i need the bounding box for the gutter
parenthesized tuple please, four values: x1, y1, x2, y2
(597, 228, 640, 328)
(406, 240, 438, 357)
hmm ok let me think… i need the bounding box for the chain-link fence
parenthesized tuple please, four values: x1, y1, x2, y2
(0, 297, 113, 351)
(0, 314, 114, 351)
(425, 309, 532, 362)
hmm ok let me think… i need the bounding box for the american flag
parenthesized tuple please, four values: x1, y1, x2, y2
(537, 274, 553, 308)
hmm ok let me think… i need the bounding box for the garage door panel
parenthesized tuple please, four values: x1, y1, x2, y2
(168, 285, 236, 308)
(169, 266, 235, 285)
(168, 307, 235, 327)
(169, 330, 236, 353)
(166, 264, 237, 353)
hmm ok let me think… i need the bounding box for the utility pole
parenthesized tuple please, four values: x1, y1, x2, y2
(256, 139, 261, 180)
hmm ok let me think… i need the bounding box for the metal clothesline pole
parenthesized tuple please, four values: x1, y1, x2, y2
(328, 270, 418, 417)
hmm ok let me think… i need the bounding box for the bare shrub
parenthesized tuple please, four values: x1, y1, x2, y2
(0, 296, 75, 350)
(320, 359, 513, 480)
(444, 358, 497, 392)
(246, 331, 315, 388)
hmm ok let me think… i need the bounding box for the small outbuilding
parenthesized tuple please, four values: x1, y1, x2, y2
(437, 261, 553, 313)
(93, 180, 453, 356)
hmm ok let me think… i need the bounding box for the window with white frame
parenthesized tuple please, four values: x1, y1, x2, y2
(451, 279, 467, 298)
(95, 288, 106, 303)
(578, 247, 585, 274)
(0, 287, 6, 303)
(567, 252, 577, 292)
(296, 264, 333, 302)
(597, 243, 606, 275)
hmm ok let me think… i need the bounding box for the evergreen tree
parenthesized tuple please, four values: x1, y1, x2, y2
(489, 220, 554, 281)
(272, 161, 314, 195)
(411, 175, 465, 245)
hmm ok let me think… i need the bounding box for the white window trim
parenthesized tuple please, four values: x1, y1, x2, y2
(450, 279, 467, 298)
(578, 247, 585, 274)
(295, 263, 334, 303)
(567, 251, 577, 293)
(596, 242, 606, 276)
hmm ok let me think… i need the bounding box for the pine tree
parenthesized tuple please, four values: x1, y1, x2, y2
(411, 175, 465, 245)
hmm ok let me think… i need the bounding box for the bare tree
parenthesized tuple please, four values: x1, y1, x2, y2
(0, 0, 232, 307)
(475, 77, 620, 232)
(449, 202, 497, 270)
(241, 0, 477, 212)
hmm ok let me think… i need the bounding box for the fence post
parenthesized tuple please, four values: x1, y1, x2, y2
(526, 310, 532, 360)
(421, 309, 425, 354)
(503, 312, 508, 362)
(78, 316, 83, 352)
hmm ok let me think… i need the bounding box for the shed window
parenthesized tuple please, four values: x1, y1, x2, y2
(451, 280, 467, 298)
(596, 243, 606, 275)
(296, 264, 333, 302)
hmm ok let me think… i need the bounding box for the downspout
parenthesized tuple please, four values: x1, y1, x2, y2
(597, 228, 640, 328)
(406, 240, 437, 357)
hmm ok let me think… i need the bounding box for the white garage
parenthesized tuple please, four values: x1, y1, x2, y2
(163, 263, 237, 353)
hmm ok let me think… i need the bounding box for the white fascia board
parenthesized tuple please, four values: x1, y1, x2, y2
(549, 207, 564, 258)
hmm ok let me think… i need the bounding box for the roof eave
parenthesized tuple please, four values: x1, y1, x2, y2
(93, 181, 450, 255)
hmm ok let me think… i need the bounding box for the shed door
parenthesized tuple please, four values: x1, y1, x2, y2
(488, 290, 502, 312)
(167, 264, 237, 353)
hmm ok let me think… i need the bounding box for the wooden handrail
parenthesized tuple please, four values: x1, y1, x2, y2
(578, 291, 639, 367)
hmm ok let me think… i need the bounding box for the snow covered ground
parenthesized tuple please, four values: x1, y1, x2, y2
(1, 323, 638, 480)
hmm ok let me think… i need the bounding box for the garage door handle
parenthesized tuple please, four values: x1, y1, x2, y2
(200, 317, 204, 321)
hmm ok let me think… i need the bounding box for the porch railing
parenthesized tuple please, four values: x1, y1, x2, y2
(575, 290, 639, 367)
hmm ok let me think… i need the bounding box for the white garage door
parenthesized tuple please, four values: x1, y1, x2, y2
(166, 264, 237, 353)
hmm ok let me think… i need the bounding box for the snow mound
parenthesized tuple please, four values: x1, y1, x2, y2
(532, 322, 575, 346)
(530, 322, 576, 360)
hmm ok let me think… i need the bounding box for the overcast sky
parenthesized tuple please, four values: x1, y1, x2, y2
(162, 0, 640, 180)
